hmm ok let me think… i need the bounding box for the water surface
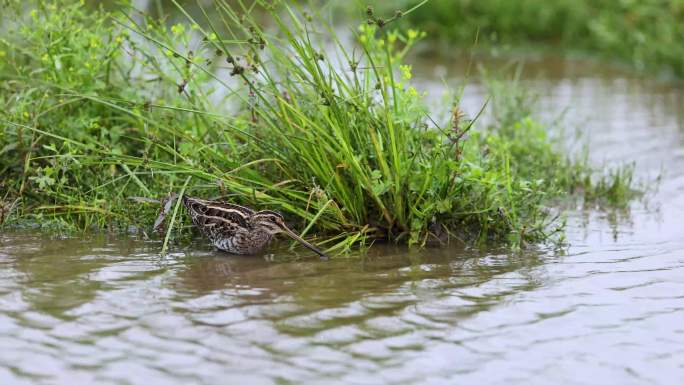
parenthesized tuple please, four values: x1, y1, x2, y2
(2, 55, 684, 384)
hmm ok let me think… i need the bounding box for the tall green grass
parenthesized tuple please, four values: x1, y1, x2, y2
(0, 0, 637, 253)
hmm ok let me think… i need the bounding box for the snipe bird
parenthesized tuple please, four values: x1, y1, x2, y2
(183, 196, 328, 258)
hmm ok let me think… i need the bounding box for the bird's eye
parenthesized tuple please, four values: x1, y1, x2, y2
(270, 217, 276, 222)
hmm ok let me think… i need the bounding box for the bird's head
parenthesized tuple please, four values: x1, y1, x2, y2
(251, 210, 328, 258)
(251, 210, 287, 235)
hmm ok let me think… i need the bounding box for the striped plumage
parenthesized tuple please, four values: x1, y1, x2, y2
(183, 196, 328, 257)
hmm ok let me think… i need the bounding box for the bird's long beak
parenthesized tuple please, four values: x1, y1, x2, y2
(282, 226, 329, 259)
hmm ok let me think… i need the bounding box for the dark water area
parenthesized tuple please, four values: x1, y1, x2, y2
(2, 55, 684, 384)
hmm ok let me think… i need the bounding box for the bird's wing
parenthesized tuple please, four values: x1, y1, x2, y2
(183, 197, 253, 240)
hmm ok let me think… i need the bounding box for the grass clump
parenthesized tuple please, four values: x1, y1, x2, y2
(379, 0, 684, 78)
(0, 0, 637, 252)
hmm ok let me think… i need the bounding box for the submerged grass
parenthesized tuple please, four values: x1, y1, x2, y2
(378, 0, 684, 78)
(0, 0, 637, 253)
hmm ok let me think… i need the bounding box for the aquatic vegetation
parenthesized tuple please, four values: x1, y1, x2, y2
(0, 0, 637, 253)
(383, 0, 684, 78)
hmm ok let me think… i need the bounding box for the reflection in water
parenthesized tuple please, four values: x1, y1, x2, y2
(0, 234, 551, 384)
(2, 56, 684, 384)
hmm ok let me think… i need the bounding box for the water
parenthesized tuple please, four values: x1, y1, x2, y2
(2, 55, 684, 384)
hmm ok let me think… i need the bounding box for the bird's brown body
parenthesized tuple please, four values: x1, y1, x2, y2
(183, 196, 327, 257)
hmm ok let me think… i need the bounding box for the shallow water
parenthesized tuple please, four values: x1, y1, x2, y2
(2, 55, 684, 384)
